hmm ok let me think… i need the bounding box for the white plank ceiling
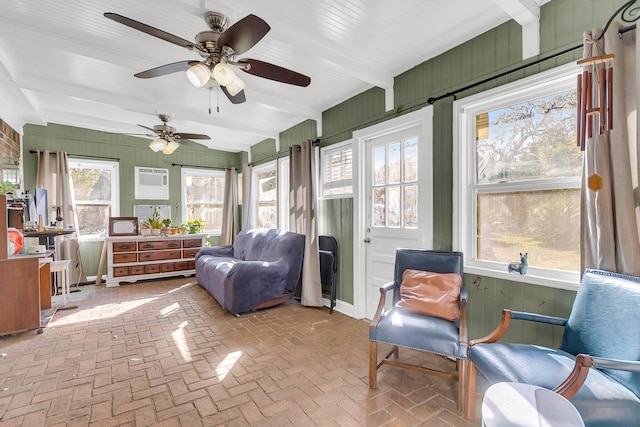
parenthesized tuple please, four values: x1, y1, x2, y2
(0, 0, 547, 153)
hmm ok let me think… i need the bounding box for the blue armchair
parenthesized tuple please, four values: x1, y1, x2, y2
(369, 249, 467, 410)
(464, 269, 640, 426)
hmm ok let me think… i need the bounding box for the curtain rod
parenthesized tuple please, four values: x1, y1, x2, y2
(248, 139, 321, 167)
(427, 3, 638, 105)
(427, 44, 582, 105)
(171, 163, 235, 170)
(29, 149, 120, 162)
(596, 0, 639, 40)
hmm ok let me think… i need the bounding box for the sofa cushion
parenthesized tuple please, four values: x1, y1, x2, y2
(471, 343, 640, 426)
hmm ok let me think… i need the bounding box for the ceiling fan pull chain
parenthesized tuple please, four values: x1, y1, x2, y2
(217, 84, 220, 113)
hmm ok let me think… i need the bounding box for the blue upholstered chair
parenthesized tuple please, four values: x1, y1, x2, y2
(465, 269, 640, 426)
(369, 249, 467, 410)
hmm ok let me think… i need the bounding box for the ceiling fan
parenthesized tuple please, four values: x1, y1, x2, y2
(136, 114, 210, 154)
(104, 11, 311, 104)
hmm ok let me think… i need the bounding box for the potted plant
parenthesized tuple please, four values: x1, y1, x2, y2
(184, 218, 204, 234)
(161, 218, 172, 235)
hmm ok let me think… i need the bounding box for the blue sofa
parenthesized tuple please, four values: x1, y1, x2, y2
(195, 228, 305, 315)
(465, 269, 640, 426)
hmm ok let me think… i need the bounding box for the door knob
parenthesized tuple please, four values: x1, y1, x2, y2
(364, 237, 371, 243)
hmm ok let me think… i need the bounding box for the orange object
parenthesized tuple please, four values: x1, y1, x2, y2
(7, 228, 24, 255)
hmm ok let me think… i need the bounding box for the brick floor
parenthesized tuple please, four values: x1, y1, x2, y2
(0, 278, 482, 426)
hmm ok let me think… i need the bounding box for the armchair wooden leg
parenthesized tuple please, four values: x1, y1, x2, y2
(457, 359, 467, 413)
(369, 341, 378, 389)
(464, 361, 477, 419)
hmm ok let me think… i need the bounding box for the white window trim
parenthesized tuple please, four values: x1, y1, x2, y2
(320, 139, 354, 199)
(251, 160, 278, 229)
(68, 158, 119, 242)
(278, 157, 289, 231)
(452, 62, 581, 291)
(181, 167, 225, 235)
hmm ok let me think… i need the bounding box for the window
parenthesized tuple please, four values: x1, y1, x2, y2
(181, 168, 225, 234)
(252, 162, 278, 228)
(321, 140, 353, 198)
(68, 158, 119, 241)
(453, 64, 582, 289)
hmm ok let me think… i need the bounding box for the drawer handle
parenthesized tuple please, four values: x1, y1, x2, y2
(121, 245, 131, 250)
(168, 243, 178, 248)
(142, 244, 153, 249)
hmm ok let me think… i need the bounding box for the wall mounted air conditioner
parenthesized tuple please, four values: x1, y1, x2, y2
(134, 166, 169, 200)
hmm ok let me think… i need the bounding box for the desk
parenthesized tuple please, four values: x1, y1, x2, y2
(24, 228, 76, 250)
(482, 382, 584, 427)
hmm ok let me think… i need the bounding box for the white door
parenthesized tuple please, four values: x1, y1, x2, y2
(364, 126, 426, 319)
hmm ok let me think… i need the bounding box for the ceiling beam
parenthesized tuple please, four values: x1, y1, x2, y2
(491, 0, 540, 59)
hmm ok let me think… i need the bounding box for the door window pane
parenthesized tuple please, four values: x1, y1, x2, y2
(373, 188, 386, 227)
(404, 137, 418, 182)
(388, 186, 400, 227)
(374, 146, 386, 186)
(404, 184, 418, 228)
(388, 142, 401, 184)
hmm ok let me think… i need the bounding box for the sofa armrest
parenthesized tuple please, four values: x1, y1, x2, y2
(470, 309, 568, 346)
(196, 245, 233, 260)
(553, 354, 640, 399)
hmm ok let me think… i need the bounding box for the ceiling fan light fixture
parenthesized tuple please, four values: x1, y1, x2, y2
(226, 76, 246, 96)
(186, 63, 211, 87)
(212, 62, 236, 86)
(163, 140, 180, 154)
(149, 138, 167, 152)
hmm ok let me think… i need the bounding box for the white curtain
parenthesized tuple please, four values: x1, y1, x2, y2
(36, 150, 87, 283)
(289, 140, 322, 307)
(241, 163, 255, 229)
(581, 23, 640, 275)
(220, 167, 238, 245)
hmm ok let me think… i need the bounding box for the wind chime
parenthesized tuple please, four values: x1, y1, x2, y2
(576, 35, 614, 192)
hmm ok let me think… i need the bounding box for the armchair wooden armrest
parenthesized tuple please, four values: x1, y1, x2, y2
(469, 309, 568, 346)
(554, 354, 640, 399)
(369, 281, 397, 329)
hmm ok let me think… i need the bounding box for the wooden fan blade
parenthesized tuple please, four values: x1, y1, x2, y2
(104, 13, 195, 49)
(134, 61, 196, 79)
(217, 14, 270, 56)
(221, 86, 246, 104)
(175, 133, 210, 140)
(238, 59, 310, 87)
(136, 124, 156, 132)
(180, 139, 210, 149)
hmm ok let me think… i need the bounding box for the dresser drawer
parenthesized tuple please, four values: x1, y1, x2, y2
(113, 266, 129, 277)
(182, 238, 202, 248)
(113, 242, 137, 252)
(160, 263, 175, 272)
(138, 240, 181, 251)
(174, 261, 190, 271)
(130, 265, 145, 275)
(113, 253, 137, 264)
(183, 248, 199, 258)
(144, 264, 160, 274)
(138, 250, 181, 262)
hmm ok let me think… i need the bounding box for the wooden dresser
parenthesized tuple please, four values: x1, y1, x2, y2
(105, 234, 205, 287)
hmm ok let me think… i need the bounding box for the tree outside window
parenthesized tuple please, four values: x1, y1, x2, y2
(69, 159, 119, 240)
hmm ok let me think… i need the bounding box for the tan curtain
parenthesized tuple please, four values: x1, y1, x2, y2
(241, 163, 255, 229)
(36, 150, 87, 284)
(581, 23, 640, 275)
(220, 167, 238, 245)
(289, 140, 322, 306)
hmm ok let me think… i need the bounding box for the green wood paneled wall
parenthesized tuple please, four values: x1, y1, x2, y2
(22, 123, 241, 277)
(15, 0, 626, 348)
